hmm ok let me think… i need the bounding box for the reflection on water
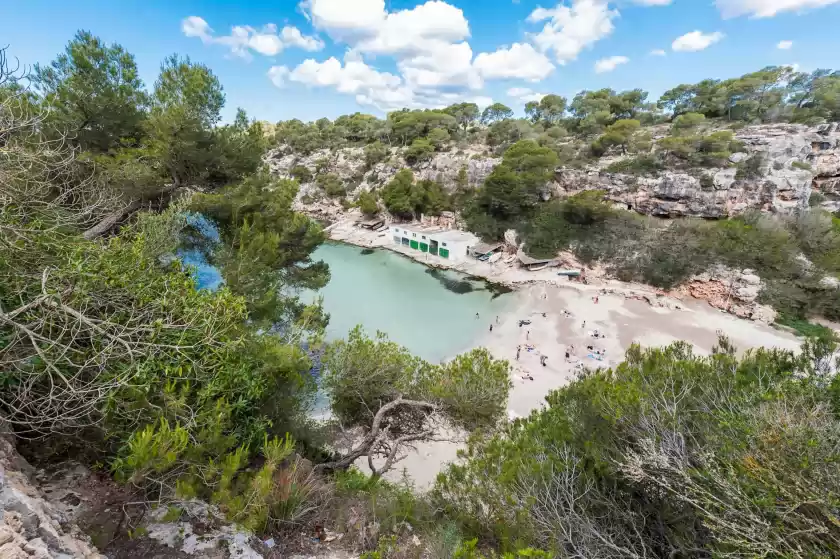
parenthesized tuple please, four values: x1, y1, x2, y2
(310, 242, 518, 363)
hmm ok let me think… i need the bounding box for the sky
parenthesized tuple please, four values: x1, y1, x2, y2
(3, 0, 840, 124)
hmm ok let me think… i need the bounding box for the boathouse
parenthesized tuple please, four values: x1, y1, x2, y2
(388, 225, 478, 263)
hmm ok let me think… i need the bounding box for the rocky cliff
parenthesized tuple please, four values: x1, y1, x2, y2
(269, 123, 840, 220)
(556, 124, 840, 217)
(0, 425, 102, 558)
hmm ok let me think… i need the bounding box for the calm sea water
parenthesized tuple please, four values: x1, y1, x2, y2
(188, 238, 517, 363)
(311, 242, 517, 363)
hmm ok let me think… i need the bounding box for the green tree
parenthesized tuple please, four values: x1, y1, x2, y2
(444, 102, 480, 132)
(34, 30, 149, 153)
(146, 54, 225, 187)
(427, 128, 451, 150)
(525, 94, 567, 125)
(405, 137, 435, 164)
(190, 171, 329, 327)
(382, 169, 418, 219)
(316, 173, 346, 197)
(364, 140, 388, 167)
(481, 103, 514, 124)
(317, 327, 511, 476)
(356, 190, 379, 217)
(591, 119, 641, 156)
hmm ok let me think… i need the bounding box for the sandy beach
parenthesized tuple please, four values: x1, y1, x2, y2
(334, 220, 805, 487)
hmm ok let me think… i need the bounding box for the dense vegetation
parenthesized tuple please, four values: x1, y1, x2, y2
(0, 34, 510, 538)
(3, 31, 840, 558)
(435, 336, 840, 557)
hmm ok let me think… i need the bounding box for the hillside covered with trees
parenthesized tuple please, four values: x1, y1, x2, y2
(1, 30, 840, 559)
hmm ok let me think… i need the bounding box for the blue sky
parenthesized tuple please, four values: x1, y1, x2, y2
(3, 0, 840, 123)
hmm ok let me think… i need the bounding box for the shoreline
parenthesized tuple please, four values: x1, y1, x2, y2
(323, 218, 806, 488)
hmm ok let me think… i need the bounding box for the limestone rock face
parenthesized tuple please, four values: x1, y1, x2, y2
(674, 266, 776, 323)
(269, 123, 840, 219)
(0, 423, 103, 558)
(556, 123, 840, 217)
(267, 144, 499, 196)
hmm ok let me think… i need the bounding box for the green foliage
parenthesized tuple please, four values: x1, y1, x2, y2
(591, 119, 641, 156)
(290, 164, 313, 184)
(427, 127, 451, 150)
(604, 155, 663, 175)
(776, 314, 838, 340)
(525, 95, 567, 125)
(435, 337, 840, 556)
(481, 103, 514, 124)
(465, 140, 558, 239)
(322, 327, 511, 431)
(405, 137, 435, 164)
(316, 173, 346, 197)
(364, 140, 388, 167)
(34, 30, 148, 153)
(792, 160, 813, 171)
(381, 169, 449, 219)
(735, 153, 765, 180)
(671, 111, 706, 132)
(356, 190, 379, 217)
(190, 171, 330, 327)
(444, 102, 480, 132)
(658, 130, 742, 168)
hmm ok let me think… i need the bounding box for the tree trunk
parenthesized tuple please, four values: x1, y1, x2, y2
(82, 182, 183, 240)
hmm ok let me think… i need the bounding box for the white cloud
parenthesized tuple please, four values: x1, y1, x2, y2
(267, 65, 290, 88)
(650, 49, 667, 56)
(473, 43, 556, 82)
(594, 55, 629, 73)
(527, 0, 619, 64)
(633, 0, 671, 4)
(399, 42, 483, 90)
(182, 16, 213, 42)
(672, 30, 725, 52)
(507, 87, 547, 103)
(777, 40, 794, 50)
(182, 16, 324, 59)
(302, 0, 470, 56)
(716, 0, 840, 18)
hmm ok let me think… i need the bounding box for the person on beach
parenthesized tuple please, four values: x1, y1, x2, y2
(565, 350, 570, 361)
(516, 346, 521, 360)
(582, 320, 586, 329)
(475, 312, 479, 319)
(489, 324, 493, 332)
(527, 330, 530, 340)
(540, 354, 548, 367)
(496, 315, 500, 325)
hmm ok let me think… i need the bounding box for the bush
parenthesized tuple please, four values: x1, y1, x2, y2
(776, 314, 838, 340)
(604, 156, 663, 176)
(364, 141, 387, 168)
(792, 160, 813, 171)
(405, 138, 435, 164)
(356, 190, 379, 216)
(289, 164, 313, 184)
(735, 153, 765, 180)
(317, 173, 346, 197)
(435, 337, 840, 557)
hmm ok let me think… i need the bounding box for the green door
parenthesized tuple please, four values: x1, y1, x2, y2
(439, 248, 449, 259)
(419, 242, 429, 253)
(429, 241, 439, 255)
(409, 240, 419, 250)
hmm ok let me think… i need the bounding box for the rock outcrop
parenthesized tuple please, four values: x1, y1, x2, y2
(0, 425, 102, 558)
(556, 124, 840, 217)
(673, 266, 777, 324)
(269, 123, 840, 220)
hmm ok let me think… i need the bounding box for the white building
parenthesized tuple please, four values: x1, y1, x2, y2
(388, 224, 479, 264)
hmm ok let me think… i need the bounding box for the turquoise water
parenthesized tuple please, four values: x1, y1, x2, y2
(311, 242, 517, 363)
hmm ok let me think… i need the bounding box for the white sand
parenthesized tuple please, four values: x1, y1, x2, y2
(334, 222, 803, 487)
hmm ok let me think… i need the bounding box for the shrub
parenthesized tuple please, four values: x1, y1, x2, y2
(735, 153, 766, 180)
(405, 138, 435, 164)
(317, 173, 346, 197)
(356, 190, 379, 216)
(792, 160, 813, 171)
(290, 164, 313, 184)
(604, 156, 663, 176)
(364, 141, 388, 168)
